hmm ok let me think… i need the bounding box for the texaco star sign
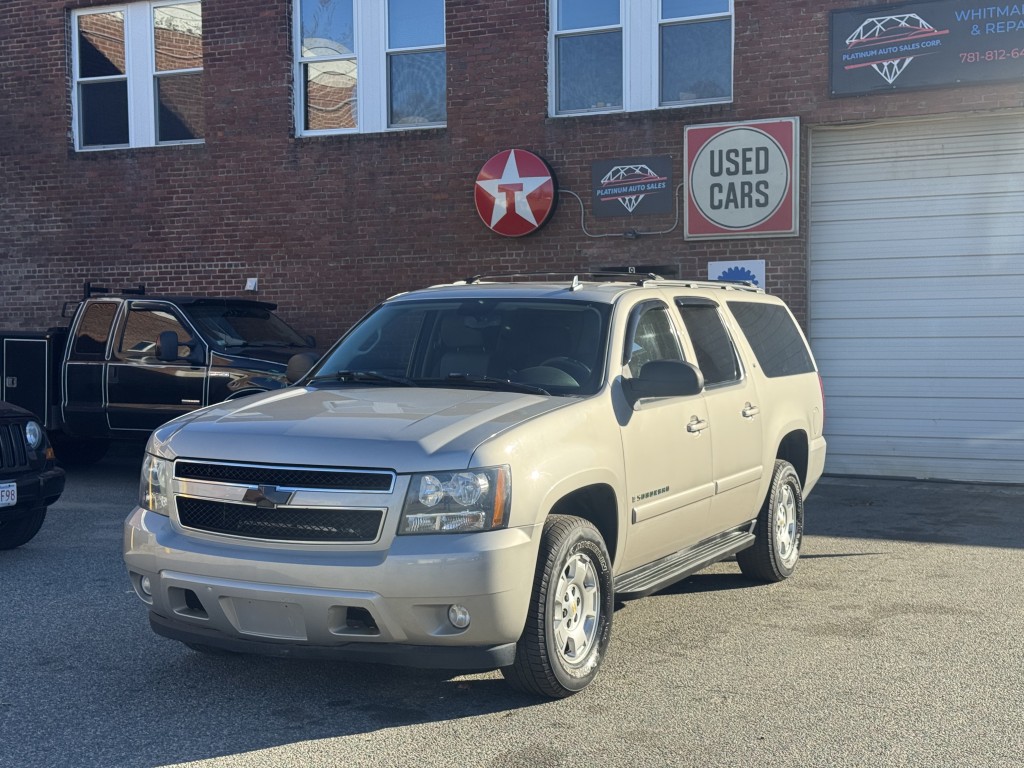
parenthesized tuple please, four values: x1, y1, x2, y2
(474, 149, 556, 237)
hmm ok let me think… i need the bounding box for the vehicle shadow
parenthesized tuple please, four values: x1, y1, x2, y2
(97, 647, 544, 765)
(806, 476, 1024, 549)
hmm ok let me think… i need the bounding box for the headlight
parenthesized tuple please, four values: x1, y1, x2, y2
(399, 466, 510, 535)
(24, 421, 43, 450)
(139, 454, 173, 516)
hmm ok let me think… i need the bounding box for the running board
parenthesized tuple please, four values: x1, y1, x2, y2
(614, 528, 755, 600)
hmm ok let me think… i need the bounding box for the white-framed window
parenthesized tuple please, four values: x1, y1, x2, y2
(295, 0, 446, 136)
(72, 1, 204, 150)
(550, 0, 733, 117)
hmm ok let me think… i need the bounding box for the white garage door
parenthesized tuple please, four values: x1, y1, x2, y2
(809, 114, 1024, 484)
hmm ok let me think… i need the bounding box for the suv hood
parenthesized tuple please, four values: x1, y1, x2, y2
(152, 386, 572, 471)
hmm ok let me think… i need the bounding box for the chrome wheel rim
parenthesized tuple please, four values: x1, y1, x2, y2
(775, 482, 800, 568)
(553, 552, 601, 666)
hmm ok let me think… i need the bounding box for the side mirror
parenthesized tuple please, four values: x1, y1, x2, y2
(304, 334, 317, 348)
(623, 360, 704, 406)
(287, 352, 319, 383)
(157, 331, 180, 362)
(185, 340, 205, 365)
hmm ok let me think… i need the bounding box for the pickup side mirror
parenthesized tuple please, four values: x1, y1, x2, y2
(158, 332, 204, 364)
(623, 360, 704, 406)
(157, 331, 180, 362)
(287, 352, 319, 383)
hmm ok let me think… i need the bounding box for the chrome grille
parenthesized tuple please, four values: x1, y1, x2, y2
(175, 461, 394, 491)
(177, 498, 385, 542)
(171, 460, 395, 543)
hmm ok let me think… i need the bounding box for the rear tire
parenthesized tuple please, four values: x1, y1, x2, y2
(737, 459, 803, 582)
(0, 507, 47, 550)
(501, 515, 613, 698)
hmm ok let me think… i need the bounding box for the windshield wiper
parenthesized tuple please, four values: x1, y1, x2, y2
(308, 370, 417, 387)
(443, 373, 550, 396)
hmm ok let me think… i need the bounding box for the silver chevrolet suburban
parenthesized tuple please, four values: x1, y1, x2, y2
(124, 275, 826, 697)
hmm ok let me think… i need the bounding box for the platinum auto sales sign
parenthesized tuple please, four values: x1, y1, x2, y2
(684, 118, 799, 239)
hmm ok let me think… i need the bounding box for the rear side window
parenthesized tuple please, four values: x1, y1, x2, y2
(728, 301, 815, 378)
(71, 302, 117, 358)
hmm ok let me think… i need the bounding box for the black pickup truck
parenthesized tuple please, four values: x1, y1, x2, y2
(1, 284, 319, 463)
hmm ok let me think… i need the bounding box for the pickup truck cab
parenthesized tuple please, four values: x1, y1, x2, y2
(123, 275, 826, 697)
(1, 284, 318, 463)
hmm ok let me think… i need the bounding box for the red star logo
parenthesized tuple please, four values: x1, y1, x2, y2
(474, 149, 556, 237)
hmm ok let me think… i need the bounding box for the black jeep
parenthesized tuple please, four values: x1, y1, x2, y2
(0, 401, 65, 549)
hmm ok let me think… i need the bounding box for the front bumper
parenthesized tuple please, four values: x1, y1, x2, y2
(149, 612, 516, 668)
(124, 507, 540, 670)
(0, 466, 65, 522)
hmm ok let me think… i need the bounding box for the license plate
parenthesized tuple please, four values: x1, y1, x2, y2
(0, 482, 16, 508)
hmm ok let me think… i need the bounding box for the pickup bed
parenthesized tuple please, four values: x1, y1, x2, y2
(1, 284, 318, 463)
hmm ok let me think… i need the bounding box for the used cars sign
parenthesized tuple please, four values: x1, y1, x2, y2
(685, 118, 799, 240)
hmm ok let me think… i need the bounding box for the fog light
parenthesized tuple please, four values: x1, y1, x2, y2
(448, 604, 471, 629)
(140, 575, 152, 597)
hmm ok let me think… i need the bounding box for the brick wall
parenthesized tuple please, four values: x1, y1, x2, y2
(2, 0, 1022, 342)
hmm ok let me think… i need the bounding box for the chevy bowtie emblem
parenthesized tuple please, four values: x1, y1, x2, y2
(242, 485, 293, 508)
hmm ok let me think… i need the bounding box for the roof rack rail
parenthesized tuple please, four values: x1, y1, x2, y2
(460, 270, 661, 287)
(665, 279, 762, 292)
(454, 273, 762, 292)
(81, 281, 146, 300)
(62, 282, 147, 318)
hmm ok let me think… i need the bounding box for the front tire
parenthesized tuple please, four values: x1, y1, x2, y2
(0, 507, 46, 550)
(502, 515, 613, 698)
(737, 459, 804, 582)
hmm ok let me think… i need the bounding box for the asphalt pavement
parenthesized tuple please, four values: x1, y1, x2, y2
(1, 443, 1022, 768)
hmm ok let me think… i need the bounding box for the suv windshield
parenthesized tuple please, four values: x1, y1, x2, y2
(187, 305, 312, 349)
(312, 298, 611, 396)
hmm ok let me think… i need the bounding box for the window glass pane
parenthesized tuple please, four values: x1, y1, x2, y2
(188, 305, 310, 349)
(388, 0, 444, 49)
(119, 310, 192, 360)
(660, 19, 731, 103)
(72, 303, 117, 356)
(728, 302, 815, 378)
(154, 3, 203, 72)
(627, 307, 682, 378)
(78, 11, 125, 78)
(305, 61, 357, 130)
(678, 305, 739, 386)
(389, 51, 446, 126)
(558, 0, 619, 31)
(80, 81, 129, 146)
(662, 0, 730, 19)
(300, 0, 354, 56)
(557, 32, 622, 113)
(157, 73, 204, 141)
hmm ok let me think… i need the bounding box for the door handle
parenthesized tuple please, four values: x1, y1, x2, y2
(742, 403, 760, 418)
(687, 416, 709, 433)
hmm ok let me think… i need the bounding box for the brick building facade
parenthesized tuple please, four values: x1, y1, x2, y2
(2, 0, 1023, 481)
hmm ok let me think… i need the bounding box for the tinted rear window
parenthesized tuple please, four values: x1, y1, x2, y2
(728, 301, 815, 378)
